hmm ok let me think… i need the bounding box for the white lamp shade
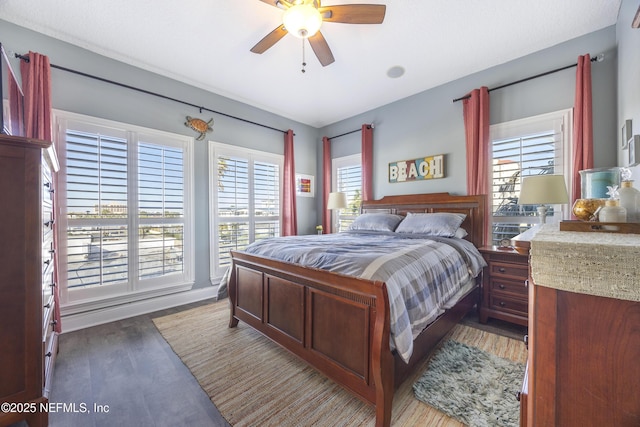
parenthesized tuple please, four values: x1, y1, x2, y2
(327, 192, 347, 210)
(283, 3, 323, 39)
(519, 175, 569, 205)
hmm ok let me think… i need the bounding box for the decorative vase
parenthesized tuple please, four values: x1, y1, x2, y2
(598, 199, 627, 223)
(618, 180, 640, 223)
(579, 167, 620, 199)
(572, 198, 606, 221)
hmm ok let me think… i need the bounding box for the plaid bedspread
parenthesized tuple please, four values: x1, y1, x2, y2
(241, 231, 486, 363)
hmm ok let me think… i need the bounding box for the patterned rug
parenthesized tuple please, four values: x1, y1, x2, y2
(153, 300, 527, 426)
(413, 340, 525, 427)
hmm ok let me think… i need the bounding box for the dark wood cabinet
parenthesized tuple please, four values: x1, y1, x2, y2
(525, 282, 640, 426)
(0, 134, 59, 427)
(478, 246, 529, 326)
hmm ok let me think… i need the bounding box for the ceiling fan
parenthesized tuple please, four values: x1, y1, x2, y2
(251, 0, 386, 67)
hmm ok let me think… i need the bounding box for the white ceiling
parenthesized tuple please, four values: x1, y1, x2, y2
(0, 0, 621, 128)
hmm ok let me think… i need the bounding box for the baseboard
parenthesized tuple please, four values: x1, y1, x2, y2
(61, 286, 218, 333)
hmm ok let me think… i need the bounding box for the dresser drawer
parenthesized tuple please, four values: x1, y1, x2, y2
(43, 296, 56, 340)
(489, 294, 528, 316)
(489, 277, 528, 298)
(488, 261, 528, 279)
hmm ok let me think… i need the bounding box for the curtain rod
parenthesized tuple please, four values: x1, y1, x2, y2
(328, 123, 373, 140)
(16, 53, 289, 135)
(452, 54, 603, 103)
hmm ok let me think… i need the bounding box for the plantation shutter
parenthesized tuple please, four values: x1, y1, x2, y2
(65, 127, 129, 288)
(61, 114, 193, 300)
(212, 145, 282, 277)
(490, 111, 567, 244)
(336, 163, 362, 231)
(137, 141, 185, 279)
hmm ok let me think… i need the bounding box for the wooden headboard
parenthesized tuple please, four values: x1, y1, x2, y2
(361, 193, 486, 248)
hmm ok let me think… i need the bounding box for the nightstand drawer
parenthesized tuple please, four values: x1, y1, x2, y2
(489, 261, 528, 279)
(489, 294, 528, 316)
(490, 277, 528, 297)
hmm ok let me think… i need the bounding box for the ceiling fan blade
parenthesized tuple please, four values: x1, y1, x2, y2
(250, 25, 288, 54)
(308, 31, 335, 66)
(319, 4, 386, 24)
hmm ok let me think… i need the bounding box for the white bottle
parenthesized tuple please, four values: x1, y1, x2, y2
(598, 199, 627, 223)
(618, 180, 640, 222)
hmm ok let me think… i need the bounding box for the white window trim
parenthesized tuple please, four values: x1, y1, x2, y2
(208, 141, 283, 283)
(332, 153, 361, 232)
(54, 110, 195, 315)
(489, 108, 573, 230)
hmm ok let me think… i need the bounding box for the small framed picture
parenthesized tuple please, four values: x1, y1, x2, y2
(630, 135, 640, 166)
(295, 174, 314, 197)
(622, 119, 633, 149)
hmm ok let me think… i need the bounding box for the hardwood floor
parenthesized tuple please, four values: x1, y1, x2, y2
(13, 299, 229, 427)
(10, 300, 525, 427)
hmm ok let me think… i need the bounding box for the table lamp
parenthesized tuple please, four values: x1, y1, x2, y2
(327, 191, 347, 232)
(519, 175, 569, 224)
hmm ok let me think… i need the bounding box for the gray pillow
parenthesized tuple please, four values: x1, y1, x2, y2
(348, 213, 404, 232)
(395, 212, 466, 237)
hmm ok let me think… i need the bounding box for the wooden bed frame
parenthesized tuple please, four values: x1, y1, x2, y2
(228, 193, 486, 426)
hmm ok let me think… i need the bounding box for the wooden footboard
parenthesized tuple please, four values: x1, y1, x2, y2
(229, 251, 395, 426)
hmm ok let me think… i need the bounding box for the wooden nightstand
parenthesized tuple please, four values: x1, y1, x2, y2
(478, 245, 529, 326)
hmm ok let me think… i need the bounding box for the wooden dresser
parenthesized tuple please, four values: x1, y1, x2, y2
(523, 226, 640, 426)
(0, 134, 59, 427)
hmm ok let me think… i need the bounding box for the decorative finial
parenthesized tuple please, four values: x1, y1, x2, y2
(621, 167, 632, 181)
(606, 185, 619, 199)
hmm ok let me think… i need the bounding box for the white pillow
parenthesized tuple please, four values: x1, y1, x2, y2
(348, 213, 404, 232)
(395, 212, 466, 237)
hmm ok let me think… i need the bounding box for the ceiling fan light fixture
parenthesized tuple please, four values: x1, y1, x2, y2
(283, 3, 323, 39)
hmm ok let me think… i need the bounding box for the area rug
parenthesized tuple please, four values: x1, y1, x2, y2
(413, 340, 525, 427)
(152, 300, 527, 426)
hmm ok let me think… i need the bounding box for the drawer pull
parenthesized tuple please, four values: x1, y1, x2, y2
(44, 182, 51, 189)
(51, 319, 58, 326)
(499, 301, 506, 307)
(516, 391, 521, 402)
(44, 259, 51, 266)
(44, 303, 51, 309)
(498, 267, 506, 273)
(45, 219, 55, 227)
(524, 279, 529, 288)
(45, 351, 52, 358)
(524, 334, 529, 349)
(499, 284, 506, 289)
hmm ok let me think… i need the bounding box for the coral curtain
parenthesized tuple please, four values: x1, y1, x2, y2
(282, 129, 297, 236)
(322, 136, 332, 233)
(361, 124, 373, 202)
(462, 86, 490, 245)
(21, 51, 61, 333)
(8, 75, 24, 136)
(571, 54, 594, 204)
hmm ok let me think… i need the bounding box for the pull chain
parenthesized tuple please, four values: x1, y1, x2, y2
(301, 39, 306, 73)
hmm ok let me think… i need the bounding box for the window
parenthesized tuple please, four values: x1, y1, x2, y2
(56, 111, 194, 306)
(209, 142, 283, 279)
(489, 109, 572, 244)
(333, 154, 362, 232)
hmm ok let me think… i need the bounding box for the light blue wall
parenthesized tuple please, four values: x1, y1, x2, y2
(617, 0, 640, 178)
(320, 26, 618, 206)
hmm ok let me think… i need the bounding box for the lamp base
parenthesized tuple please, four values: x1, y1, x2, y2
(537, 205, 548, 224)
